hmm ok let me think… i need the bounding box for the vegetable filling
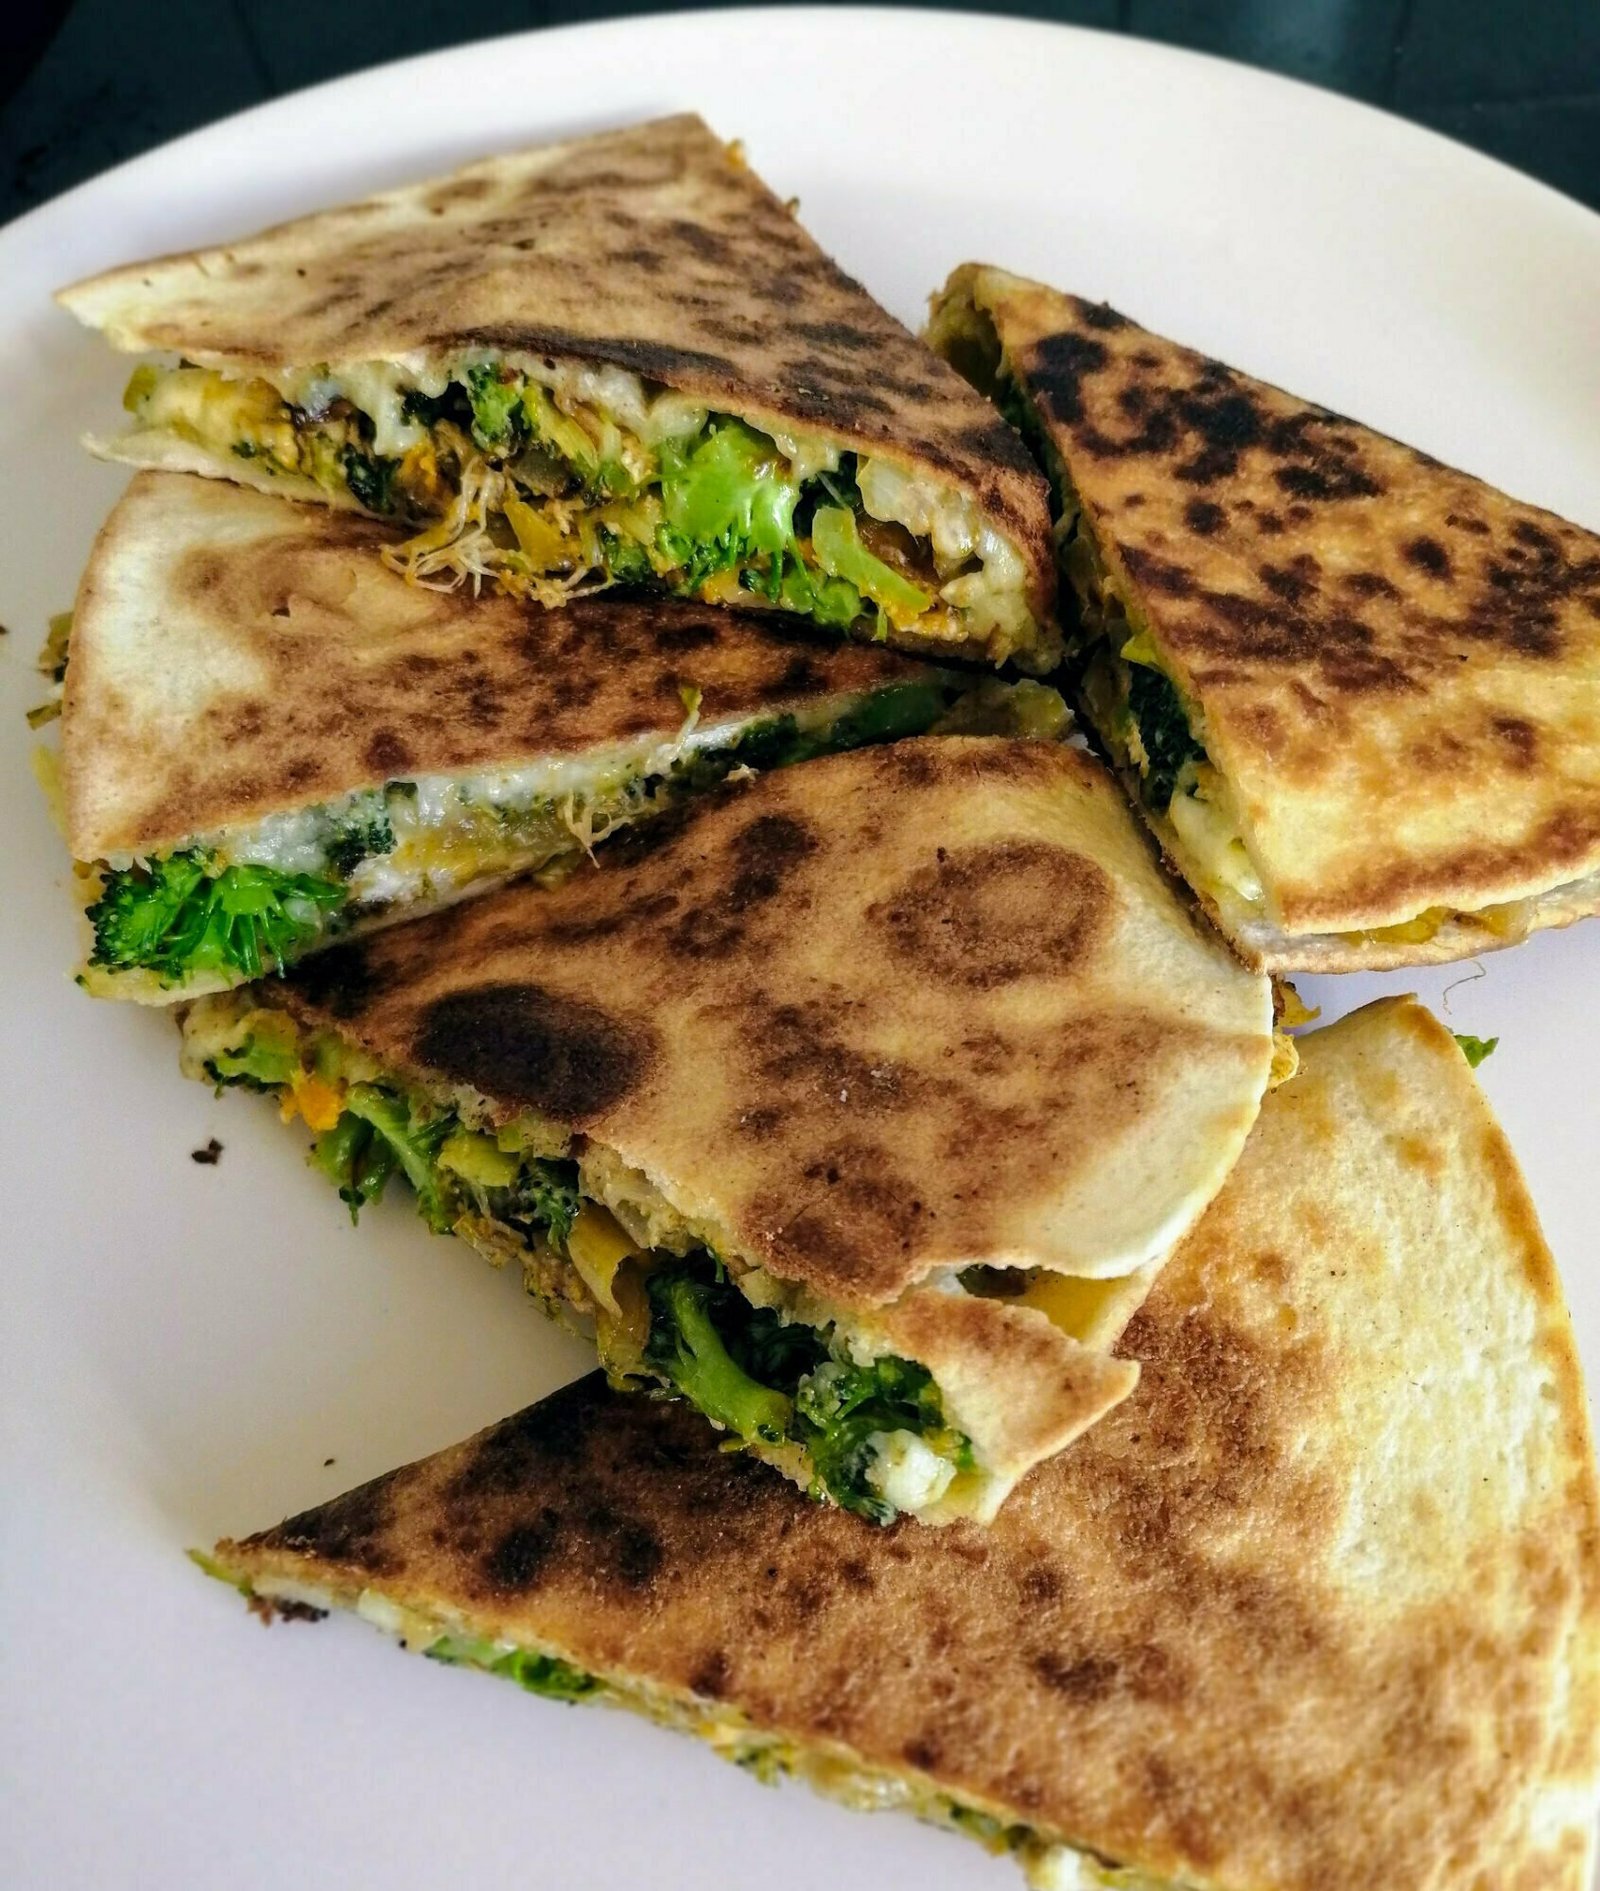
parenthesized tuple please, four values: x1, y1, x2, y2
(184, 1000, 976, 1524)
(123, 358, 1041, 662)
(84, 679, 957, 988)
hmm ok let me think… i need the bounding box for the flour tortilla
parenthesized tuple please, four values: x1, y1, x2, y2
(212, 997, 1600, 1891)
(57, 116, 1057, 666)
(931, 263, 1600, 970)
(240, 735, 1276, 1496)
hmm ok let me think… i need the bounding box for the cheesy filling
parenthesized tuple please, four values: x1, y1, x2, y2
(178, 992, 985, 1526)
(120, 356, 1043, 666)
(198, 1556, 1170, 1891)
(82, 678, 956, 991)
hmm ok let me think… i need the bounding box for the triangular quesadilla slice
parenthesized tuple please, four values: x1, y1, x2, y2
(57, 117, 1057, 670)
(179, 735, 1276, 1523)
(929, 265, 1600, 969)
(55, 470, 980, 1002)
(204, 998, 1600, 1890)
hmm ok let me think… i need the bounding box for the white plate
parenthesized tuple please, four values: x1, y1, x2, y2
(3, 10, 1598, 1886)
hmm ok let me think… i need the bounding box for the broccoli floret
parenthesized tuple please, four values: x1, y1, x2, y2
(325, 795, 396, 877)
(656, 422, 805, 597)
(340, 1086, 457, 1232)
(1125, 663, 1203, 811)
(597, 529, 654, 587)
(795, 1355, 967, 1523)
(88, 854, 345, 983)
(207, 1030, 299, 1090)
(339, 446, 401, 514)
(517, 1160, 582, 1247)
(426, 1635, 599, 1701)
(644, 1265, 794, 1445)
(465, 364, 527, 452)
(313, 1112, 397, 1221)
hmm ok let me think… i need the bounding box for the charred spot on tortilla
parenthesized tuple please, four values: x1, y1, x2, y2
(870, 841, 1114, 988)
(414, 982, 655, 1121)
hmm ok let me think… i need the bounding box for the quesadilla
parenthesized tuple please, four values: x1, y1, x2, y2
(178, 736, 1276, 1524)
(59, 470, 980, 1002)
(929, 265, 1600, 970)
(56, 117, 1058, 671)
(202, 998, 1600, 1890)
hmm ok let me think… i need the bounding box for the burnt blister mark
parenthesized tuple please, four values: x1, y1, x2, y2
(1080, 302, 1131, 332)
(1272, 461, 1383, 503)
(1024, 330, 1111, 428)
(287, 940, 390, 1021)
(264, 1468, 403, 1575)
(1402, 536, 1453, 579)
(365, 727, 411, 776)
(663, 811, 818, 960)
(1121, 547, 1197, 598)
(414, 982, 656, 1121)
(868, 840, 1114, 990)
(689, 1649, 731, 1699)
(481, 1514, 563, 1593)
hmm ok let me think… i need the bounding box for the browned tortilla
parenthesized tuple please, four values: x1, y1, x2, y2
(932, 264, 1600, 970)
(62, 470, 951, 861)
(214, 998, 1600, 1891)
(220, 735, 1273, 1497)
(57, 116, 1056, 653)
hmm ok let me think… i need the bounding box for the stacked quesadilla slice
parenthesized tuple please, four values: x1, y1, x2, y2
(58, 116, 1059, 670)
(202, 999, 1600, 1891)
(929, 264, 1600, 969)
(61, 471, 975, 1000)
(178, 735, 1276, 1524)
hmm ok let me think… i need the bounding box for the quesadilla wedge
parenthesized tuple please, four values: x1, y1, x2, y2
(178, 736, 1276, 1524)
(56, 116, 1057, 670)
(59, 470, 979, 1002)
(929, 265, 1600, 970)
(203, 998, 1600, 1890)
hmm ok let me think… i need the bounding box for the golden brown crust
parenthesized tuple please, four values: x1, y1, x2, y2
(261, 736, 1274, 1307)
(57, 117, 1055, 636)
(936, 264, 1600, 951)
(61, 471, 943, 860)
(218, 998, 1600, 1891)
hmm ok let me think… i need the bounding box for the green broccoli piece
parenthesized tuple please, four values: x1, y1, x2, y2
(313, 1112, 397, 1221)
(1453, 1032, 1500, 1068)
(426, 1635, 599, 1702)
(340, 447, 401, 515)
(207, 1031, 299, 1090)
(340, 1086, 457, 1232)
(87, 854, 345, 983)
(325, 795, 396, 877)
(88, 854, 208, 968)
(795, 1355, 968, 1524)
(1124, 663, 1204, 812)
(464, 364, 527, 452)
(517, 1159, 582, 1247)
(597, 529, 654, 587)
(644, 1265, 794, 1445)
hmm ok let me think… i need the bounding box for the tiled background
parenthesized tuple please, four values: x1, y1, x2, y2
(2, 0, 1597, 224)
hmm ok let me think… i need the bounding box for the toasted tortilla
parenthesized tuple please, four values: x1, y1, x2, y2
(64, 471, 956, 860)
(211, 997, 1600, 1891)
(61, 470, 967, 1002)
(930, 264, 1600, 971)
(57, 115, 1056, 665)
(227, 735, 1275, 1501)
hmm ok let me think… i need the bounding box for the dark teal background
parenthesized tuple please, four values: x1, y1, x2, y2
(2, 0, 1597, 224)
